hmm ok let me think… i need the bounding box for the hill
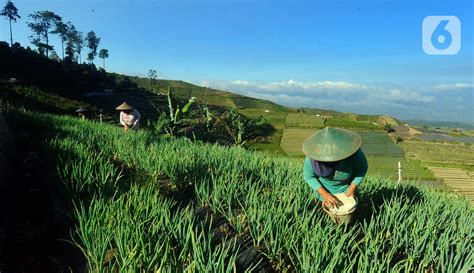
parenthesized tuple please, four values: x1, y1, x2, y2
(403, 119, 474, 130)
(121, 74, 289, 112)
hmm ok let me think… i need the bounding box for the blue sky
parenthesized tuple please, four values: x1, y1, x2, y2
(1, 0, 473, 123)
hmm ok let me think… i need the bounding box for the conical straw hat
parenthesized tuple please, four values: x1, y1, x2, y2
(302, 127, 361, 162)
(75, 106, 87, 112)
(115, 102, 134, 110)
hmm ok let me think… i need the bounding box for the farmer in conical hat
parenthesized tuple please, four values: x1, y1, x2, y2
(303, 127, 368, 208)
(115, 102, 141, 131)
(75, 106, 87, 120)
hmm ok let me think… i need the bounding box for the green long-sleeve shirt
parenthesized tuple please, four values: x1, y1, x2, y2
(303, 148, 368, 201)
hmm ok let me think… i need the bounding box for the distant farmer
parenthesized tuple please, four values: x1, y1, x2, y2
(115, 102, 141, 131)
(75, 106, 87, 120)
(303, 127, 368, 209)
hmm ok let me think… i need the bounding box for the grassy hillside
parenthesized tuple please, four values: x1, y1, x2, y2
(5, 109, 473, 272)
(123, 75, 288, 112)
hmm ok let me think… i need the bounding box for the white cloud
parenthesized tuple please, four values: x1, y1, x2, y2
(202, 79, 433, 103)
(370, 89, 435, 103)
(193, 79, 472, 123)
(226, 79, 368, 93)
(432, 83, 474, 91)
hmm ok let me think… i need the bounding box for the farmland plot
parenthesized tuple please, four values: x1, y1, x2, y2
(284, 113, 326, 128)
(325, 118, 380, 130)
(402, 140, 474, 172)
(5, 110, 473, 272)
(428, 167, 474, 203)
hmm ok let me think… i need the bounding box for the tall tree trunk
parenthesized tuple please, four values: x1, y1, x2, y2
(103, 58, 105, 70)
(9, 19, 12, 47)
(61, 39, 64, 60)
(45, 31, 49, 57)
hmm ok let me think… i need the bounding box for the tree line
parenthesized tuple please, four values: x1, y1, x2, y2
(1, 0, 109, 69)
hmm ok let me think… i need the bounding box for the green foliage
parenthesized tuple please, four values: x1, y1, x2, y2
(1, 0, 21, 46)
(164, 87, 196, 135)
(27, 10, 61, 56)
(1, 84, 88, 113)
(1, 1, 20, 22)
(85, 31, 100, 63)
(74, 30, 84, 62)
(98, 48, 109, 69)
(0, 43, 119, 96)
(147, 69, 157, 92)
(224, 107, 263, 146)
(7, 109, 473, 272)
(51, 20, 68, 59)
(227, 107, 246, 146)
(147, 112, 169, 135)
(202, 102, 213, 130)
(63, 22, 78, 61)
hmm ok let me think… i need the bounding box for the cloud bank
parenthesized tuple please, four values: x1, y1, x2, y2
(196, 79, 473, 124)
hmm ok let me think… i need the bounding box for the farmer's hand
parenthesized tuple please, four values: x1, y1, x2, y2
(345, 183, 358, 198)
(124, 125, 129, 132)
(320, 190, 343, 208)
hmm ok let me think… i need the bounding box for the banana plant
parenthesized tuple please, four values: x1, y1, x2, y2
(164, 87, 196, 135)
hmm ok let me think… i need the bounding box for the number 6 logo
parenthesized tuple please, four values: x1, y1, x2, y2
(422, 16, 461, 55)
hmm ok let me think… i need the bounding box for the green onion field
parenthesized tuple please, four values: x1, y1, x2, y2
(5, 109, 473, 272)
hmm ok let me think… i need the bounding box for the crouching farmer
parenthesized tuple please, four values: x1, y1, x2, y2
(303, 127, 368, 212)
(115, 102, 141, 131)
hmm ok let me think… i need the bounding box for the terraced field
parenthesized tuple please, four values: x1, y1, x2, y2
(283, 113, 382, 130)
(428, 167, 474, 203)
(402, 140, 474, 172)
(325, 119, 380, 130)
(238, 108, 286, 129)
(284, 113, 326, 128)
(280, 128, 434, 180)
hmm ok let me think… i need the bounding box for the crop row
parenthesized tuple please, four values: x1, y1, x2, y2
(6, 110, 474, 272)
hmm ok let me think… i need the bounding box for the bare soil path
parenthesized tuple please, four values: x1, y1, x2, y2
(428, 167, 474, 203)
